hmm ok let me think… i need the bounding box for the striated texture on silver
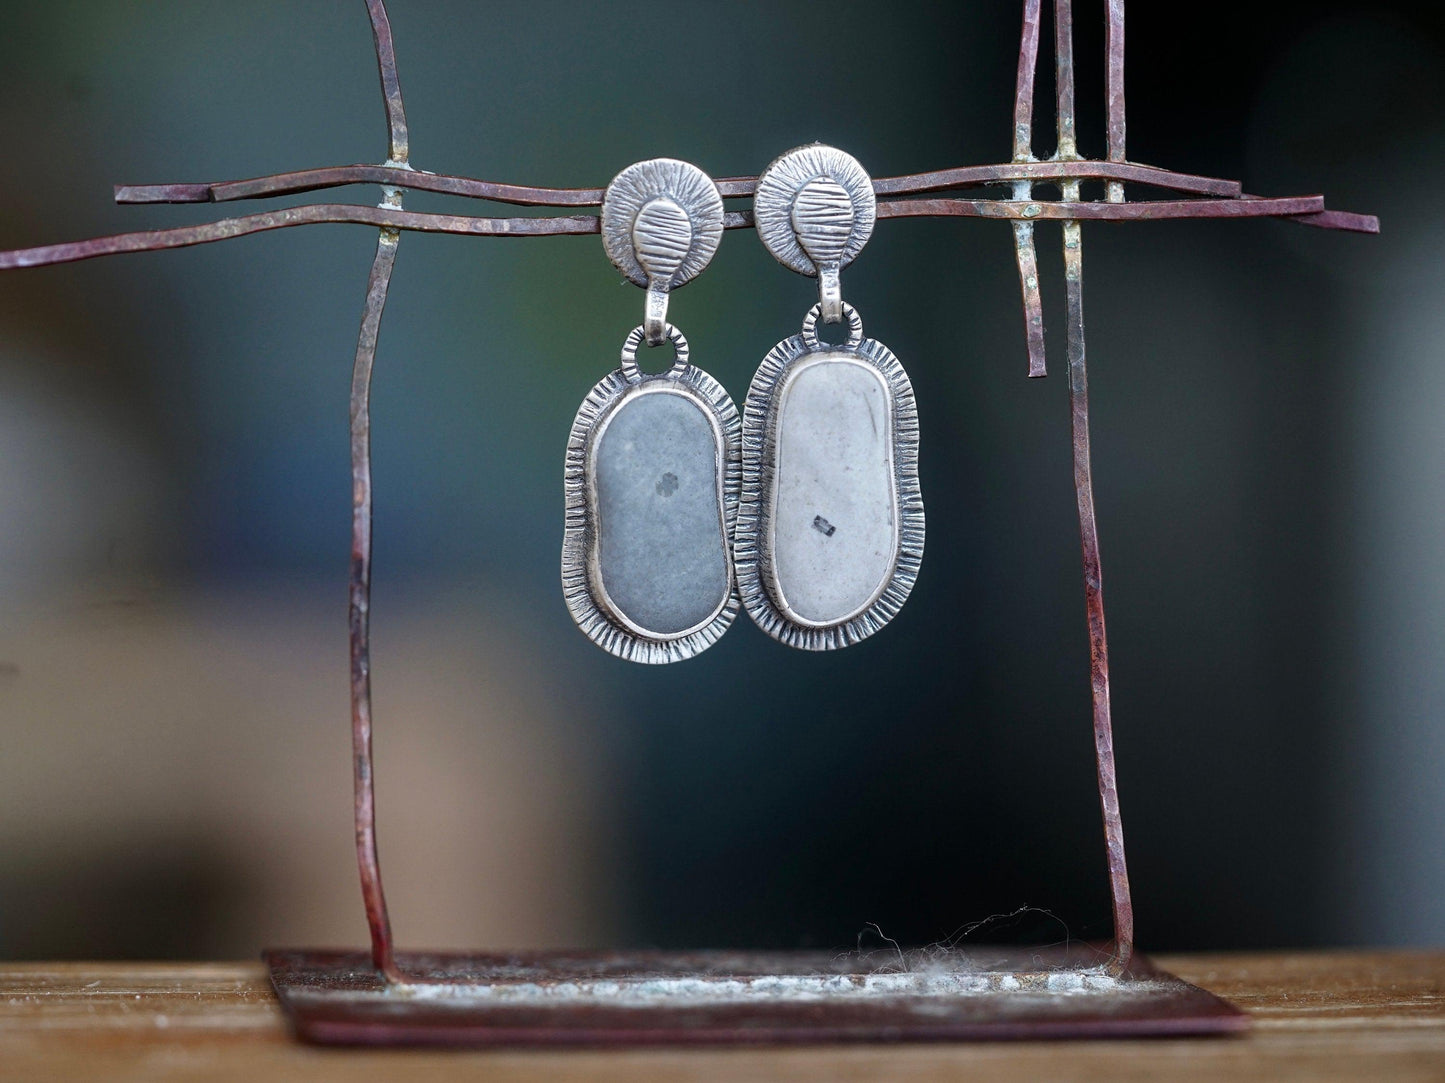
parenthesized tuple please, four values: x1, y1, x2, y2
(601, 159, 723, 290)
(754, 145, 876, 279)
(736, 304, 923, 650)
(603, 158, 723, 344)
(791, 177, 855, 268)
(563, 325, 741, 664)
(631, 197, 693, 284)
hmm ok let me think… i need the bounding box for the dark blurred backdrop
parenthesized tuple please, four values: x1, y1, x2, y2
(0, 0, 1441, 959)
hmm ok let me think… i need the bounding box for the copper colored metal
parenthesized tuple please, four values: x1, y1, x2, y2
(349, 231, 401, 983)
(115, 169, 609, 208)
(0, 205, 604, 270)
(1105, 0, 1127, 203)
(349, 0, 408, 984)
(1062, 216, 1135, 969)
(0, 196, 1373, 273)
(1054, 0, 1079, 160)
(870, 159, 1243, 196)
(1013, 0, 1043, 162)
(0, 0, 1378, 1038)
(878, 194, 1334, 222)
(113, 159, 1247, 208)
(1013, 224, 1047, 377)
(366, 0, 408, 165)
(1053, 0, 1134, 971)
(1291, 208, 1383, 233)
(265, 948, 1246, 1046)
(1012, 0, 1048, 378)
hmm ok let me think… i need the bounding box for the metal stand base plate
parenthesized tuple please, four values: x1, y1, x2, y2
(266, 946, 1247, 1046)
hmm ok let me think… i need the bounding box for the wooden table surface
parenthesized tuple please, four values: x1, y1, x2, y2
(2, 952, 1443, 1081)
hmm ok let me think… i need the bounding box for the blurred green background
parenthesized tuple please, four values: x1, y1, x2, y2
(0, 0, 1440, 958)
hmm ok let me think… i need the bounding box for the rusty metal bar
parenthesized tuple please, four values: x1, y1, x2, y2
(870, 159, 1240, 197)
(114, 159, 1248, 207)
(1105, 1, 1126, 202)
(1012, 0, 1047, 378)
(1056, 0, 1134, 971)
(1290, 208, 1382, 232)
(0, 194, 1375, 273)
(0, 206, 602, 270)
(350, 0, 410, 985)
(350, 230, 402, 984)
(1063, 210, 1134, 972)
(119, 171, 606, 207)
(1054, 0, 1078, 162)
(367, 0, 409, 166)
(1063, 214, 1135, 971)
(1012, 223, 1047, 377)
(876, 193, 1342, 223)
(1013, 0, 1043, 163)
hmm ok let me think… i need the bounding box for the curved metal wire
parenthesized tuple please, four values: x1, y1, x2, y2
(350, 0, 409, 984)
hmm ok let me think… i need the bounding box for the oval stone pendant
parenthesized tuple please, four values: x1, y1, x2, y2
(742, 145, 923, 649)
(563, 325, 741, 663)
(736, 304, 923, 649)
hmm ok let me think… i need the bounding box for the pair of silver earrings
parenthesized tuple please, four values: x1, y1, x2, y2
(562, 146, 925, 664)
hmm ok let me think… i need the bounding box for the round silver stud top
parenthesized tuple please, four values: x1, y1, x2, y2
(754, 145, 876, 278)
(601, 159, 724, 290)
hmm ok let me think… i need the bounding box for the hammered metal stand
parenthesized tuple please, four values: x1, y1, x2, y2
(0, 0, 1374, 1046)
(266, 946, 1245, 1046)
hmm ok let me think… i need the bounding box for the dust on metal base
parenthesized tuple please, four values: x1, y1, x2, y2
(265, 946, 1246, 1046)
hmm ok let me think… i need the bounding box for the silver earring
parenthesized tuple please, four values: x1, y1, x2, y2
(561, 159, 741, 663)
(736, 145, 924, 650)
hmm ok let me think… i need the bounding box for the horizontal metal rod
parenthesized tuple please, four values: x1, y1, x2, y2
(0, 194, 1378, 271)
(1288, 209, 1382, 233)
(114, 158, 1247, 208)
(0, 205, 601, 268)
(878, 193, 1375, 227)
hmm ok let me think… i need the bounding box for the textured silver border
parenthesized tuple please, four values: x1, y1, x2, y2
(562, 329, 741, 664)
(754, 145, 877, 278)
(601, 159, 724, 290)
(736, 309, 923, 650)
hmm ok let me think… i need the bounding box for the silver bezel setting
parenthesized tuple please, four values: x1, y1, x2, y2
(753, 145, 877, 278)
(563, 325, 741, 664)
(735, 305, 924, 650)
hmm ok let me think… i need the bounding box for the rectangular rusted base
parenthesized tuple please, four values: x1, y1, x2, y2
(265, 946, 1248, 1046)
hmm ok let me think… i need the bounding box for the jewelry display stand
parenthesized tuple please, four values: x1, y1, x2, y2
(0, 0, 1375, 1046)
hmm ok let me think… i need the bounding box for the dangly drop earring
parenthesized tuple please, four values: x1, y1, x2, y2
(735, 145, 924, 650)
(561, 159, 741, 663)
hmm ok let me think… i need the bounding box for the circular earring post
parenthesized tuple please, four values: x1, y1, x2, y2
(755, 145, 876, 323)
(600, 159, 723, 342)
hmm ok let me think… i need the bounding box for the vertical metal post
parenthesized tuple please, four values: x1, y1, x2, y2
(1105, 0, 1126, 203)
(1055, 0, 1135, 970)
(1012, 0, 1047, 378)
(351, 0, 411, 983)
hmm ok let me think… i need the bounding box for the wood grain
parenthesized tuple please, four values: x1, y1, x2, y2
(1, 952, 1442, 1081)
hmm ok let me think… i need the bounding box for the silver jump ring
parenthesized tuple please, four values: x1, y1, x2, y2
(619, 323, 690, 381)
(801, 303, 864, 352)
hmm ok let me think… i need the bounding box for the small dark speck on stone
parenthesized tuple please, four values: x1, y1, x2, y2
(812, 515, 837, 537)
(656, 472, 679, 497)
